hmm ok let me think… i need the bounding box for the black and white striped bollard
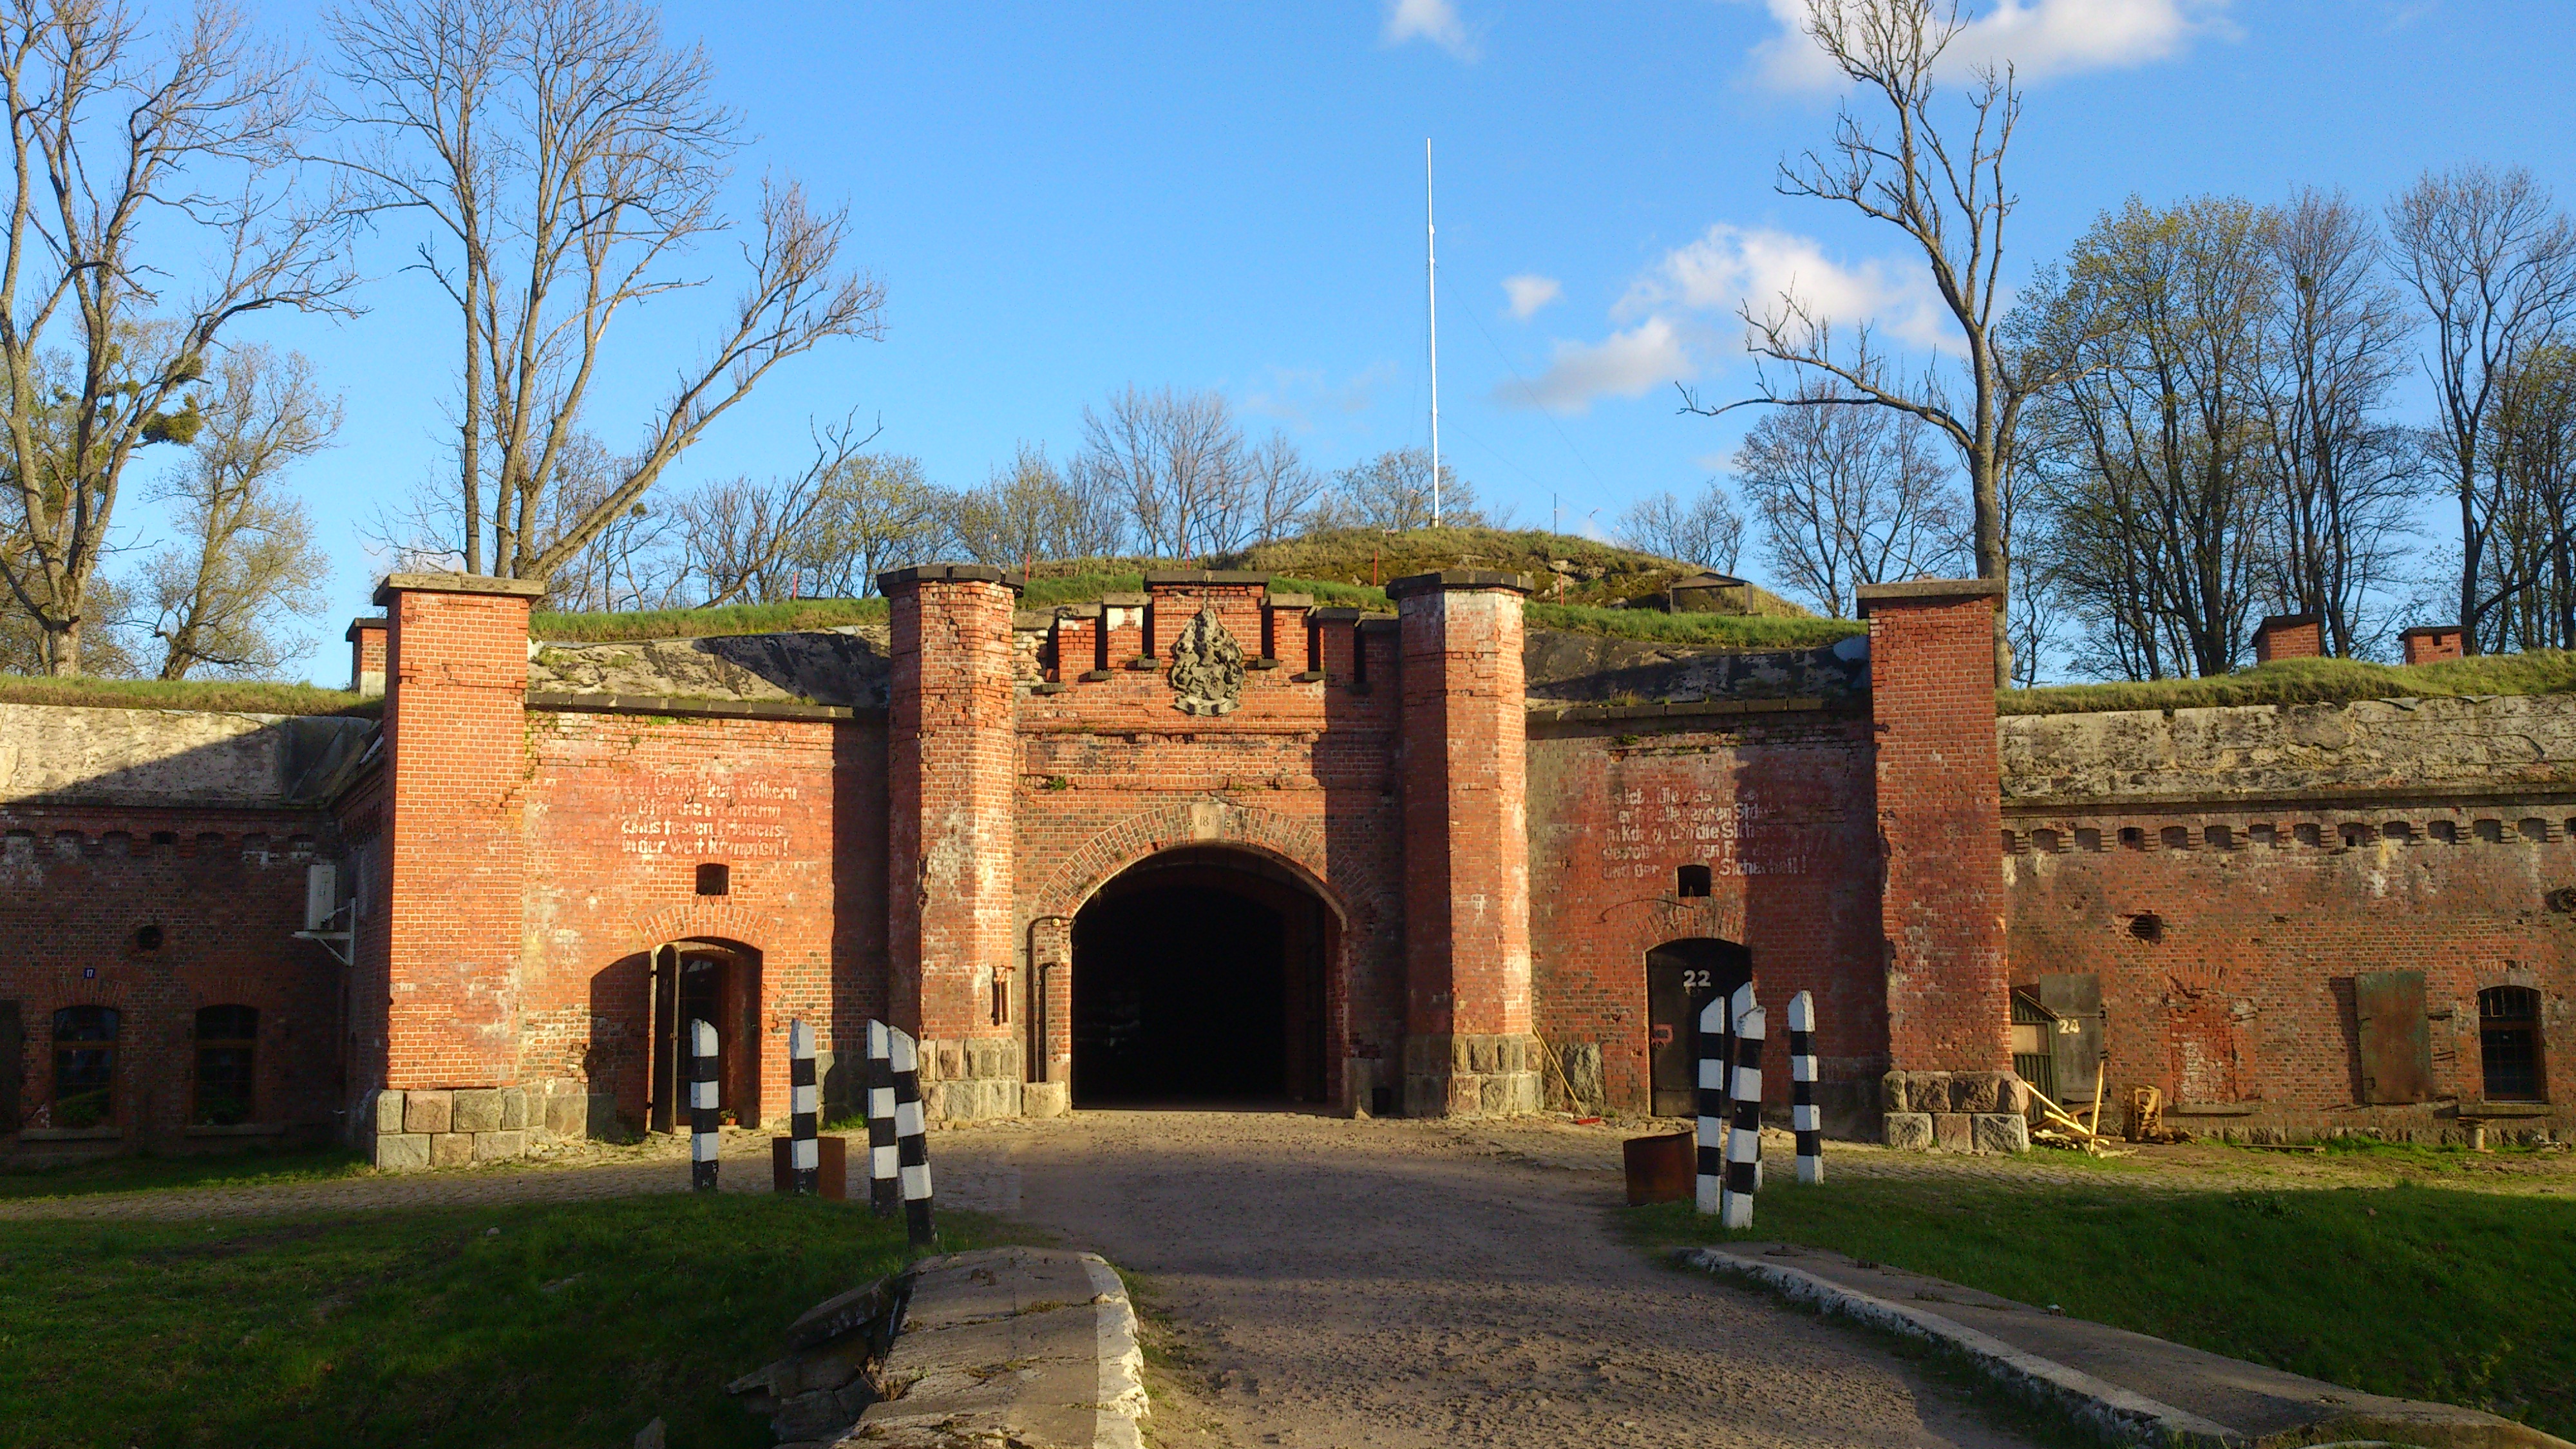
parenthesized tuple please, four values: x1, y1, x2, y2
(1694, 993, 1730, 1216)
(690, 1018, 719, 1191)
(1724, 996, 1763, 1230)
(866, 1021, 900, 1219)
(888, 1025, 936, 1248)
(789, 1019, 819, 1194)
(1789, 990, 1822, 1185)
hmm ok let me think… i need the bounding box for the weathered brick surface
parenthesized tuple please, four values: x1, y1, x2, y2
(1865, 584, 2011, 1075)
(1524, 710, 1884, 1116)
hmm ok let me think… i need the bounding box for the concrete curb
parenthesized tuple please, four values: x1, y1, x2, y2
(849, 1245, 1149, 1449)
(1675, 1245, 2239, 1446)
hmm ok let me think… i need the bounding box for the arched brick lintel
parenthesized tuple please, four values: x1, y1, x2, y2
(1034, 797, 1349, 924)
(628, 903, 773, 960)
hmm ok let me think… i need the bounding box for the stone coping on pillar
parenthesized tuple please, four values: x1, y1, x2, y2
(371, 572, 549, 607)
(1308, 606, 1392, 623)
(1264, 591, 1314, 609)
(1385, 569, 1533, 598)
(345, 615, 387, 641)
(874, 562, 1027, 593)
(1853, 577, 2005, 616)
(1142, 568, 1269, 585)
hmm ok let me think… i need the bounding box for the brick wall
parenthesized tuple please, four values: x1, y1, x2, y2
(1526, 707, 1884, 1116)
(1862, 580, 2012, 1075)
(0, 809, 343, 1149)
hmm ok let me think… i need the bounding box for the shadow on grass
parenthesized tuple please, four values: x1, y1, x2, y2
(0, 1194, 1030, 1449)
(1620, 1174, 2576, 1439)
(0, 1144, 372, 1201)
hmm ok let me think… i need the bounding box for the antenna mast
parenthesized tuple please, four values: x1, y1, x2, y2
(1426, 138, 1441, 529)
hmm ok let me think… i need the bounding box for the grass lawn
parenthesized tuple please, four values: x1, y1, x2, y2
(1633, 1174, 2576, 1437)
(0, 1145, 370, 1201)
(0, 1193, 996, 1449)
(0, 676, 375, 715)
(1998, 649, 2576, 715)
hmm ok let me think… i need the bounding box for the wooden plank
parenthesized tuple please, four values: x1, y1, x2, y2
(2354, 969, 2432, 1104)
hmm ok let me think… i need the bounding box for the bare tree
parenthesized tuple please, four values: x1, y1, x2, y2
(328, 0, 884, 583)
(2020, 196, 2278, 679)
(0, 1, 353, 675)
(2258, 189, 2421, 658)
(1077, 386, 1245, 557)
(1616, 484, 1744, 572)
(942, 442, 1137, 567)
(665, 421, 873, 605)
(2385, 164, 2576, 652)
(1682, 0, 2067, 681)
(1239, 431, 1323, 547)
(535, 433, 681, 612)
(2475, 345, 2576, 652)
(1325, 447, 1481, 533)
(1733, 375, 1965, 618)
(144, 345, 336, 677)
(794, 453, 947, 595)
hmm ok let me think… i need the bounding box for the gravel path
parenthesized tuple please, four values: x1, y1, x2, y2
(938, 1111, 2038, 1449)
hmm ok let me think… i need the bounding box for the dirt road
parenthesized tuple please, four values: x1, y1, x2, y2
(938, 1110, 2038, 1449)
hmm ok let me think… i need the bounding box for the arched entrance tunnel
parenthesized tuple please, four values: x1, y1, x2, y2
(1071, 848, 1332, 1106)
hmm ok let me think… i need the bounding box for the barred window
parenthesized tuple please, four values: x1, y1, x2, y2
(52, 1006, 119, 1129)
(2479, 987, 2544, 1103)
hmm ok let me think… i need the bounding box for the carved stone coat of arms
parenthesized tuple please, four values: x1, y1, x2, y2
(1168, 607, 1246, 715)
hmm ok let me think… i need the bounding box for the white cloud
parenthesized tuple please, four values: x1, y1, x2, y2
(1383, 0, 1476, 60)
(1496, 316, 1694, 416)
(1620, 222, 1955, 353)
(1502, 274, 1562, 319)
(1746, 0, 2230, 90)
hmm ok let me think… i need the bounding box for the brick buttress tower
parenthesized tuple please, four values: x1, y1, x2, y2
(881, 564, 1025, 1121)
(359, 572, 547, 1168)
(1857, 578, 2023, 1148)
(1391, 570, 1543, 1115)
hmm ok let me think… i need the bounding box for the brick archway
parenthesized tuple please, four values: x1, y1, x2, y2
(1034, 797, 1346, 924)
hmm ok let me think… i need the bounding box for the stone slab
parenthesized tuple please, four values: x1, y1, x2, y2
(453, 1088, 506, 1133)
(404, 1090, 453, 1135)
(1931, 1112, 1973, 1152)
(1681, 1244, 2565, 1449)
(1970, 1113, 2030, 1155)
(1882, 1112, 1933, 1150)
(374, 1132, 430, 1171)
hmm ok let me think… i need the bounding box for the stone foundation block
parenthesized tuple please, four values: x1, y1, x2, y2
(1970, 1113, 2029, 1155)
(370, 1089, 406, 1135)
(452, 1088, 506, 1133)
(1559, 1043, 1606, 1114)
(1023, 1081, 1069, 1119)
(498, 1088, 529, 1131)
(544, 1092, 586, 1138)
(1882, 1112, 1934, 1150)
(1931, 1112, 1973, 1151)
(429, 1132, 473, 1167)
(374, 1132, 431, 1170)
(404, 1089, 454, 1135)
(472, 1129, 527, 1162)
(1401, 1033, 1543, 1118)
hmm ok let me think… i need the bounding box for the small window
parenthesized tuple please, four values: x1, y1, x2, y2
(193, 1005, 258, 1126)
(2002, 830, 2023, 855)
(2204, 824, 2232, 850)
(2128, 913, 2166, 943)
(2161, 826, 2191, 851)
(2294, 823, 2323, 847)
(1676, 864, 1711, 898)
(2519, 818, 2550, 844)
(2383, 821, 2414, 843)
(2430, 820, 2459, 844)
(2477, 986, 2544, 1101)
(149, 830, 176, 846)
(2249, 823, 2278, 847)
(52, 1006, 119, 1129)
(133, 923, 162, 952)
(2031, 828, 2062, 854)
(2475, 819, 2505, 844)
(2074, 827, 2103, 851)
(2119, 827, 2146, 851)
(696, 863, 730, 896)
(2340, 824, 2369, 848)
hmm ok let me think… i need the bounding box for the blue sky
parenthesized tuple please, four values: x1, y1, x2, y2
(175, 1, 2576, 679)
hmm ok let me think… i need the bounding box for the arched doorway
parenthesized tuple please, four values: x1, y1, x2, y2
(1070, 847, 1332, 1106)
(1646, 938, 1751, 1116)
(647, 939, 762, 1133)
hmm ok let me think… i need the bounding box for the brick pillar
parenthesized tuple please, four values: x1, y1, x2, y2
(346, 617, 387, 697)
(2401, 625, 2463, 665)
(1390, 569, 1540, 1117)
(882, 564, 1023, 1122)
(1859, 578, 2024, 1150)
(362, 573, 545, 1171)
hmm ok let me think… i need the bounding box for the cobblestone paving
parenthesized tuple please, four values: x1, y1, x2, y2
(1, 1113, 2565, 1223)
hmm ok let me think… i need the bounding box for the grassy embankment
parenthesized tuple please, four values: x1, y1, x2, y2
(1633, 1162, 2576, 1437)
(0, 1192, 995, 1449)
(0, 675, 375, 716)
(2001, 649, 2576, 717)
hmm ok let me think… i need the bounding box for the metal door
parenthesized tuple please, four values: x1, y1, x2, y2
(1646, 940, 1751, 1117)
